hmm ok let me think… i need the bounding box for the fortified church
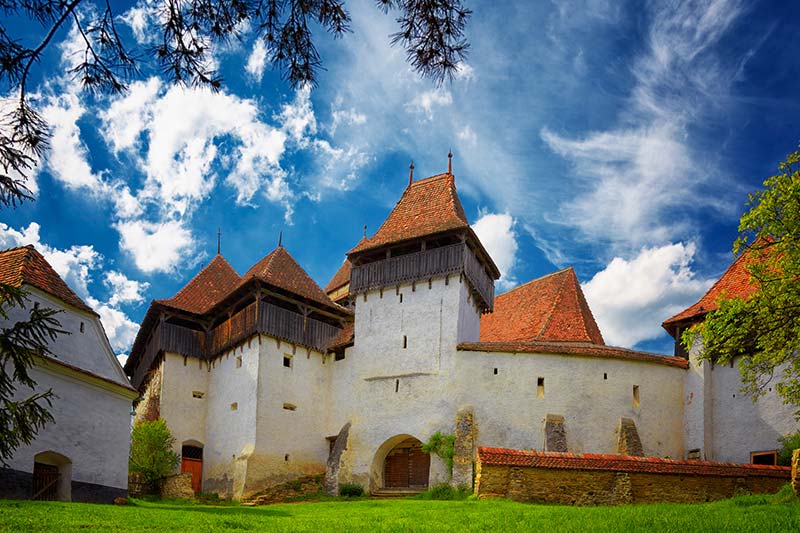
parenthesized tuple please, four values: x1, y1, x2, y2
(124, 161, 796, 500)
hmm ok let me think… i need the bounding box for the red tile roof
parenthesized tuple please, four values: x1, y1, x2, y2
(348, 173, 470, 255)
(327, 321, 354, 351)
(157, 254, 241, 315)
(477, 447, 790, 478)
(458, 340, 688, 368)
(481, 268, 604, 344)
(325, 258, 352, 293)
(242, 246, 341, 312)
(662, 250, 760, 337)
(0, 245, 96, 315)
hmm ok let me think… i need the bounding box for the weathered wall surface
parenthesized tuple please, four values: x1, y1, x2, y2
(159, 352, 209, 458)
(683, 338, 797, 463)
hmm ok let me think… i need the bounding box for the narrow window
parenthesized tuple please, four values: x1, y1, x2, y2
(236, 356, 242, 368)
(230, 402, 238, 411)
(283, 355, 292, 368)
(537, 377, 545, 398)
(284, 454, 290, 462)
(493, 368, 498, 375)
(603, 373, 607, 380)
(402, 335, 407, 349)
(283, 403, 297, 411)
(33, 302, 39, 310)
(399, 293, 403, 303)
(79, 322, 84, 333)
(192, 391, 204, 399)
(633, 385, 640, 408)
(395, 379, 399, 393)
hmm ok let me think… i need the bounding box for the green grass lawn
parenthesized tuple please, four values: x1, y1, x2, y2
(1, 489, 798, 532)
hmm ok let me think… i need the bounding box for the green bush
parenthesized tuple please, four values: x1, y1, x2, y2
(777, 431, 800, 466)
(414, 484, 471, 500)
(339, 483, 364, 497)
(129, 419, 180, 486)
(421, 432, 455, 474)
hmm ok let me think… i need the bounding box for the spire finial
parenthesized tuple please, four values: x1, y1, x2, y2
(447, 150, 453, 174)
(278, 230, 283, 248)
(409, 161, 414, 187)
(217, 227, 221, 255)
(363, 224, 367, 239)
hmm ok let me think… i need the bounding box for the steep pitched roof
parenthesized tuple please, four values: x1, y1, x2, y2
(242, 246, 340, 311)
(662, 250, 759, 337)
(0, 245, 96, 315)
(157, 254, 241, 315)
(481, 268, 604, 345)
(325, 258, 352, 293)
(348, 173, 470, 255)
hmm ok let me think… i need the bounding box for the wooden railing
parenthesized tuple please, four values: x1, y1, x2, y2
(132, 301, 341, 388)
(350, 242, 495, 310)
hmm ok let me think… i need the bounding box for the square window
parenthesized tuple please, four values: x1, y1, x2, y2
(230, 402, 238, 411)
(283, 355, 292, 368)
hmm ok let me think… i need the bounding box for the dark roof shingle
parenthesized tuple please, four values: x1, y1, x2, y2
(157, 254, 241, 315)
(0, 245, 96, 315)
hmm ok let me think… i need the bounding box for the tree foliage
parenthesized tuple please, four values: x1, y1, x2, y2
(686, 148, 800, 409)
(0, 283, 64, 465)
(421, 431, 455, 475)
(0, 0, 472, 207)
(129, 418, 180, 486)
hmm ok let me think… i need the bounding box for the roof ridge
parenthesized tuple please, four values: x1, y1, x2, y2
(409, 172, 451, 186)
(496, 267, 573, 298)
(165, 254, 238, 303)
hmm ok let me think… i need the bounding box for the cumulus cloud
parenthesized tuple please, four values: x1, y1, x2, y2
(246, 39, 268, 81)
(581, 242, 715, 348)
(406, 88, 453, 120)
(115, 219, 196, 274)
(0, 222, 145, 354)
(472, 211, 518, 291)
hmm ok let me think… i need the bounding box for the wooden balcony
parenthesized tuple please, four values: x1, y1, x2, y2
(131, 300, 342, 389)
(350, 242, 494, 310)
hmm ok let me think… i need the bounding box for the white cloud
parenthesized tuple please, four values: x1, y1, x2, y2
(330, 98, 367, 135)
(115, 219, 195, 274)
(581, 242, 715, 348)
(0, 222, 145, 354)
(406, 88, 453, 120)
(246, 39, 268, 82)
(277, 85, 317, 145)
(120, 2, 159, 44)
(457, 126, 477, 145)
(472, 212, 518, 291)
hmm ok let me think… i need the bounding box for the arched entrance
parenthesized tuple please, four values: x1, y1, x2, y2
(372, 435, 430, 490)
(181, 441, 203, 493)
(32, 451, 71, 501)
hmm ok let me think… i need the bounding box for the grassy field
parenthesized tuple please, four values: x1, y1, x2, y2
(1, 488, 798, 532)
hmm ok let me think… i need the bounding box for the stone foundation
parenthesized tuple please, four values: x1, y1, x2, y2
(161, 473, 195, 499)
(476, 447, 790, 505)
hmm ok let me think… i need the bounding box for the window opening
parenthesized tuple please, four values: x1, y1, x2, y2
(230, 402, 238, 411)
(283, 355, 292, 368)
(633, 385, 640, 408)
(537, 377, 544, 398)
(192, 391, 204, 399)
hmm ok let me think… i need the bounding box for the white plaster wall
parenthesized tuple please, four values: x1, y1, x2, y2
(683, 342, 712, 459)
(7, 366, 132, 490)
(159, 352, 210, 456)
(5, 288, 129, 386)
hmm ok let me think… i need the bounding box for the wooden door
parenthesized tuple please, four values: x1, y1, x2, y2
(384, 448, 410, 488)
(32, 462, 59, 501)
(408, 445, 431, 488)
(383, 438, 430, 489)
(181, 457, 202, 493)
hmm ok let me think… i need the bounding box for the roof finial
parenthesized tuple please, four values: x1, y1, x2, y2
(217, 227, 221, 255)
(363, 224, 367, 239)
(448, 149, 453, 174)
(278, 230, 283, 248)
(408, 161, 414, 187)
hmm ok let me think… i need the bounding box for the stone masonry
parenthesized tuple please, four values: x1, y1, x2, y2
(452, 406, 476, 488)
(617, 417, 644, 456)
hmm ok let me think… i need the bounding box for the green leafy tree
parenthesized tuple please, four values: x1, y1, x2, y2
(686, 148, 800, 409)
(129, 418, 180, 486)
(422, 432, 455, 475)
(0, 275, 64, 464)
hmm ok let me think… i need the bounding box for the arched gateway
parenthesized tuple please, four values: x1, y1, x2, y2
(371, 435, 430, 491)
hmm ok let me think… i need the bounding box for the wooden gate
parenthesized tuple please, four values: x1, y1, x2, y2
(181, 445, 203, 493)
(32, 462, 59, 501)
(383, 438, 430, 489)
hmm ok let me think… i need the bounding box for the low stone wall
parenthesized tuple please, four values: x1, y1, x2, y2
(476, 447, 790, 505)
(160, 473, 195, 499)
(793, 449, 799, 496)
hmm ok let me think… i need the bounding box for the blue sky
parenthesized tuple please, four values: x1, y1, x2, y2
(2, 0, 798, 360)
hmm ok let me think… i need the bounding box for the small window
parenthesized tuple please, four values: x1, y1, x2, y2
(633, 385, 640, 408)
(79, 322, 84, 333)
(236, 356, 242, 368)
(192, 391, 205, 399)
(493, 368, 498, 375)
(230, 402, 238, 411)
(395, 379, 399, 393)
(33, 302, 40, 310)
(603, 373, 607, 380)
(402, 335, 407, 349)
(283, 403, 297, 411)
(334, 350, 345, 361)
(284, 454, 290, 462)
(537, 377, 545, 398)
(687, 448, 701, 461)
(750, 451, 777, 466)
(399, 293, 403, 303)
(283, 355, 292, 368)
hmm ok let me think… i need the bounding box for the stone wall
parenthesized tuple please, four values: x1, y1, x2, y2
(476, 447, 790, 505)
(161, 474, 195, 499)
(793, 449, 799, 496)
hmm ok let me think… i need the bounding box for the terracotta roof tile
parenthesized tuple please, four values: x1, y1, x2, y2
(662, 250, 760, 336)
(327, 321, 354, 351)
(481, 268, 604, 344)
(0, 245, 96, 315)
(157, 254, 241, 315)
(243, 246, 341, 312)
(348, 173, 469, 255)
(459, 340, 688, 368)
(477, 447, 790, 478)
(325, 258, 352, 293)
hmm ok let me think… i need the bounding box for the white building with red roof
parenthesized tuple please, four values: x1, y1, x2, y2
(123, 166, 794, 499)
(0, 246, 138, 503)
